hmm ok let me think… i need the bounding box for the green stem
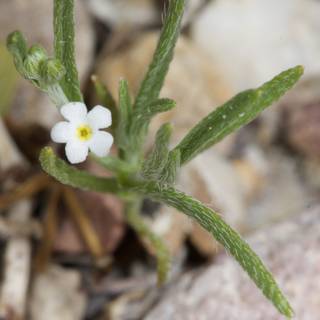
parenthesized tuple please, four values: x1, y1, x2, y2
(54, 0, 82, 101)
(39, 147, 121, 194)
(46, 83, 69, 107)
(135, 181, 293, 318)
(125, 198, 170, 285)
(91, 155, 136, 175)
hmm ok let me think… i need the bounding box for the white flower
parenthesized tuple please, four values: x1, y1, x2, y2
(51, 102, 113, 164)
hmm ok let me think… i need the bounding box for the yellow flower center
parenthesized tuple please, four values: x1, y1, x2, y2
(76, 124, 93, 141)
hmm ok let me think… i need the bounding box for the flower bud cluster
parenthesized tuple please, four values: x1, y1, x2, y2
(7, 31, 65, 87)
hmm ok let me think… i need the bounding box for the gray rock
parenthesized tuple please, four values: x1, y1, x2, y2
(192, 0, 320, 94)
(146, 205, 320, 320)
(244, 147, 317, 230)
(30, 265, 86, 320)
(280, 77, 320, 159)
(87, 0, 157, 28)
(87, 0, 207, 29)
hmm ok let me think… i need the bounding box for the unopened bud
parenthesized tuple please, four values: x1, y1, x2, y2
(6, 31, 28, 75)
(6, 31, 27, 58)
(39, 58, 65, 85)
(23, 44, 48, 80)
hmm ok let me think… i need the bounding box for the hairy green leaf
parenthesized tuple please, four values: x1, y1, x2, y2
(142, 123, 172, 180)
(92, 155, 137, 176)
(91, 75, 118, 131)
(139, 182, 293, 318)
(133, 0, 185, 112)
(125, 199, 170, 285)
(39, 147, 120, 193)
(159, 149, 180, 185)
(116, 79, 132, 152)
(175, 65, 304, 165)
(130, 98, 175, 146)
(54, 0, 82, 101)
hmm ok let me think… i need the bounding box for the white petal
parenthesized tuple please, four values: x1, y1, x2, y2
(89, 131, 114, 157)
(65, 141, 89, 164)
(50, 121, 71, 143)
(87, 105, 112, 129)
(60, 102, 87, 122)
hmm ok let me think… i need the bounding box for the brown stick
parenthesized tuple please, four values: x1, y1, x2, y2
(34, 186, 60, 273)
(0, 173, 51, 211)
(62, 187, 105, 260)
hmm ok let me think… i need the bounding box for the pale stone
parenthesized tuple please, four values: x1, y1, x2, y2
(280, 77, 320, 159)
(146, 205, 320, 320)
(87, 0, 207, 29)
(244, 146, 316, 230)
(192, 0, 320, 94)
(30, 265, 86, 320)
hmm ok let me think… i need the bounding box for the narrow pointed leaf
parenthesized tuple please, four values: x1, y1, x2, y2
(133, 0, 185, 112)
(175, 66, 304, 165)
(54, 0, 82, 101)
(39, 147, 120, 193)
(92, 155, 136, 176)
(91, 75, 118, 131)
(159, 149, 180, 185)
(142, 123, 172, 180)
(116, 79, 132, 151)
(130, 98, 176, 145)
(138, 182, 293, 318)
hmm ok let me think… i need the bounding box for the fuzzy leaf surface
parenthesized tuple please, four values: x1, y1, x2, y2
(159, 149, 180, 185)
(133, 0, 185, 112)
(141, 123, 172, 180)
(39, 147, 120, 193)
(117, 79, 132, 151)
(54, 0, 82, 101)
(137, 182, 294, 318)
(130, 98, 175, 146)
(91, 75, 118, 131)
(175, 66, 304, 164)
(93, 155, 136, 176)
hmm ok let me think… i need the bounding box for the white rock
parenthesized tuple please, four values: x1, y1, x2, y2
(30, 265, 86, 320)
(87, 0, 207, 29)
(192, 0, 320, 93)
(146, 205, 320, 320)
(246, 147, 316, 230)
(180, 150, 246, 230)
(87, 0, 157, 28)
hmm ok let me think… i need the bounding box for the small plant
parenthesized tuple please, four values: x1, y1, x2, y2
(6, 0, 303, 317)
